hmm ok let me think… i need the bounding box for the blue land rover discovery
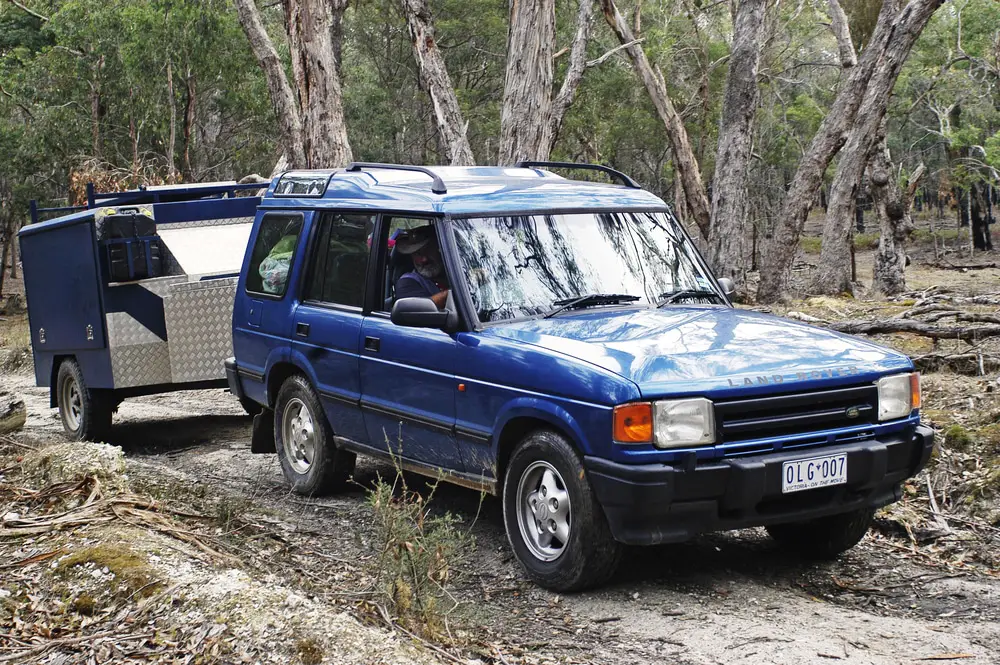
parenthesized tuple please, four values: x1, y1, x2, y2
(226, 162, 934, 591)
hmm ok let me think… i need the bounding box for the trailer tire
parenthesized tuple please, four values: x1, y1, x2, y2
(274, 375, 355, 495)
(56, 359, 112, 442)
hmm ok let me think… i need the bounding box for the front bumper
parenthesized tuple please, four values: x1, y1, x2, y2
(585, 424, 935, 546)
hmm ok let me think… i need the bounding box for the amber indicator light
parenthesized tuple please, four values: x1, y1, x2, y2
(613, 403, 653, 443)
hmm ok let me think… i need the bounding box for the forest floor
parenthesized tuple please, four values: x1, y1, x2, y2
(2, 238, 1000, 665)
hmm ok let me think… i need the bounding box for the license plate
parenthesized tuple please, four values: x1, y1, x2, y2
(781, 454, 848, 494)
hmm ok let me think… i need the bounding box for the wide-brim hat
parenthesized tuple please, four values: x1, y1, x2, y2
(395, 227, 434, 255)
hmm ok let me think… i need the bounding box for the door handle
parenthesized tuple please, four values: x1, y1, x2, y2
(364, 336, 380, 352)
(296, 322, 310, 337)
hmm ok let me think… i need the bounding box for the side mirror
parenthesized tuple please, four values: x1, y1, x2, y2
(717, 277, 736, 297)
(391, 297, 451, 329)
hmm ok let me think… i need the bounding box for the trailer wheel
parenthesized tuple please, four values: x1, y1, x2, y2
(56, 359, 112, 442)
(766, 507, 874, 559)
(274, 375, 355, 495)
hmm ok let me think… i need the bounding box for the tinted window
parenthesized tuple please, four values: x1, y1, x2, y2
(246, 214, 303, 296)
(304, 213, 375, 307)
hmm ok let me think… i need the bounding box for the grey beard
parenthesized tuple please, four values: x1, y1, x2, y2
(415, 261, 442, 278)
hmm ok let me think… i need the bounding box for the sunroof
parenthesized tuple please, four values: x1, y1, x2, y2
(273, 172, 332, 197)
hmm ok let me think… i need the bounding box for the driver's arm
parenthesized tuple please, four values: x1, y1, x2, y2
(429, 289, 450, 309)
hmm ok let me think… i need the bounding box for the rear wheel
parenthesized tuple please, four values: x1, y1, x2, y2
(56, 359, 112, 442)
(502, 430, 622, 592)
(766, 507, 874, 559)
(274, 375, 355, 495)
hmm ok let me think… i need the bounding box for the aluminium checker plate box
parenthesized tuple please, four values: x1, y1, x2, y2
(163, 276, 239, 383)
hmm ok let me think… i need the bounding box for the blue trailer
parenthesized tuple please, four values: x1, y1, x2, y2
(19, 182, 265, 440)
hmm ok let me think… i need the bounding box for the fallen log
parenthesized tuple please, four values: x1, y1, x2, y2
(912, 353, 1000, 375)
(0, 392, 26, 436)
(827, 319, 1000, 341)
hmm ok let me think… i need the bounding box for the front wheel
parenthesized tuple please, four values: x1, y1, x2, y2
(56, 359, 112, 442)
(766, 507, 874, 559)
(502, 430, 622, 592)
(274, 375, 355, 495)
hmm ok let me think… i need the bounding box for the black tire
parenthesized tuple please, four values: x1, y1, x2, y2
(766, 507, 874, 559)
(239, 396, 264, 417)
(274, 375, 355, 495)
(502, 430, 622, 592)
(55, 358, 113, 442)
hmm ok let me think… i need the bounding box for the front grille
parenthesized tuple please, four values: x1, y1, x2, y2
(715, 384, 878, 446)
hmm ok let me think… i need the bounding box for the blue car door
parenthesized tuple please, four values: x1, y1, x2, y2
(359, 218, 462, 471)
(289, 212, 375, 444)
(233, 211, 306, 405)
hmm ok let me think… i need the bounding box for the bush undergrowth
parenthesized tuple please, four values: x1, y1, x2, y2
(367, 467, 475, 639)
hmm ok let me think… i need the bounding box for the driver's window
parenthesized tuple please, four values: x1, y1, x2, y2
(380, 218, 445, 312)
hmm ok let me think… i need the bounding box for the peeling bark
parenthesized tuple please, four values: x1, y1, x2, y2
(234, 0, 307, 167)
(283, 0, 353, 167)
(869, 122, 924, 296)
(813, 0, 944, 296)
(399, 0, 476, 165)
(827, 0, 857, 68)
(499, 0, 556, 164)
(755, 0, 943, 303)
(600, 0, 711, 239)
(540, 0, 596, 158)
(708, 0, 768, 292)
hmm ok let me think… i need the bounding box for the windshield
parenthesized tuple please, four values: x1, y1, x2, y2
(453, 211, 721, 322)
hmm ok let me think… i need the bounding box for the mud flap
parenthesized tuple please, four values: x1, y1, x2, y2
(251, 409, 276, 454)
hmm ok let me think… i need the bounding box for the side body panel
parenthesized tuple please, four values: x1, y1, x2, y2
(20, 219, 111, 387)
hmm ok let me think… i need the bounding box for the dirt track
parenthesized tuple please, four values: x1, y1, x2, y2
(5, 369, 1000, 665)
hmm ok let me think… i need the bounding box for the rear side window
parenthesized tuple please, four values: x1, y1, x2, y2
(303, 213, 375, 308)
(246, 214, 303, 296)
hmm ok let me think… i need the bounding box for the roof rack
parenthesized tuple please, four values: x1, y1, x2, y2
(514, 161, 640, 189)
(28, 181, 265, 225)
(347, 162, 448, 194)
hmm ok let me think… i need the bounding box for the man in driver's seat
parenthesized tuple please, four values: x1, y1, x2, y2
(394, 226, 450, 309)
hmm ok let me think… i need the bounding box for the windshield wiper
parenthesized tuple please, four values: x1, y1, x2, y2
(544, 293, 641, 318)
(656, 289, 723, 307)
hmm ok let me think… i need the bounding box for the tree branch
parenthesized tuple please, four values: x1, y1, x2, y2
(542, 0, 596, 158)
(5, 0, 49, 23)
(585, 38, 643, 68)
(826, 0, 856, 68)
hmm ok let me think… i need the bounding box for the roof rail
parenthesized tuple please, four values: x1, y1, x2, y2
(28, 181, 265, 225)
(347, 162, 448, 194)
(514, 161, 640, 189)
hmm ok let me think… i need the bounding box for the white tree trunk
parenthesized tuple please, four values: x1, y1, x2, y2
(755, 0, 943, 303)
(400, 0, 476, 165)
(813, 0, 944, 295)
(707, 0, 768, 293)
(283, 0, 353, 167)
(234, 0, 307, 168)
(600, 0, 711, 239)
(539, 0, 596, 158)
(499, 0, 556, 165)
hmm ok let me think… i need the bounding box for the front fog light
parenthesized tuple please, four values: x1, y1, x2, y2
(653, 398, 715, 448)
(877, 373, 914, 421)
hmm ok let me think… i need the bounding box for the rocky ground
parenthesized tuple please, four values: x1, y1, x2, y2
(2, 245, 1000, 665)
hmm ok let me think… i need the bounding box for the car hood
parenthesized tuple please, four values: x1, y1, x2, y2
(479, 306, 913, 397)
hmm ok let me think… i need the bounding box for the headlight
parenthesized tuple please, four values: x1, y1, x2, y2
(877, 372, 919, 421)
(653, 398, 715, 448)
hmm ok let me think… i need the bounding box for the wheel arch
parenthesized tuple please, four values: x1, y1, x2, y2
(493, 401, 590, 493)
